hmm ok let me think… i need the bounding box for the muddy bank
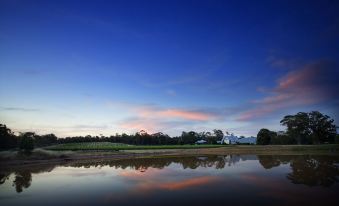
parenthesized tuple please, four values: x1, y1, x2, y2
(1, 145, 338, 168)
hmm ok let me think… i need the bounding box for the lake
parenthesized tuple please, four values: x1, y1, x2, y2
(1, 155, 338, 206)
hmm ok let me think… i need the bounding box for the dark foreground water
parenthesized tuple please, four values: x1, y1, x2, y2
(1, 155, 338, 206)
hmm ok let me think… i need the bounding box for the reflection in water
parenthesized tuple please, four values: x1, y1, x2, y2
(288, 156, 339, 187)
(1, 155, 338, 194)
(69, 155, 257, 170)
(13, 171, 32, 193)
(0, 164, 55, 193)
(258, 155, 339, 187)
(0, 155, 250, 193)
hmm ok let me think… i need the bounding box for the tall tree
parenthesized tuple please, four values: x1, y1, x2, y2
(0, 124, 18, 149)
(308, 111, 336, 144)
(181, 131, 198, 144)
(257, 128, 276, 145)
(281, 111, 337, 144)
(213, 129, 224, 139)
(280, 112, 311, 144)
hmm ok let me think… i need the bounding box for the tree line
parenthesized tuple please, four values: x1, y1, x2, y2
(0, 125, 225, 151)
(257, 111, 338, 145)
(1, 111, 338, 150)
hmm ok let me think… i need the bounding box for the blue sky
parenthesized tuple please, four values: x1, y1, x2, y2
(1, 0, 338, 137)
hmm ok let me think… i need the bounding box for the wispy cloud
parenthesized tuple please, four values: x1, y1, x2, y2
(237, 60, 339, 121)
(118, 117, 196, 134)
(137, 176, 220, 191)
(107, 102, 221, 122)
(136, 106, 218, 121)
(1, 107, 40, 112)
(106, 101, 227, 134)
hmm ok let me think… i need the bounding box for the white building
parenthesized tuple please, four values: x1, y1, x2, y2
(195, 140, 207, 144)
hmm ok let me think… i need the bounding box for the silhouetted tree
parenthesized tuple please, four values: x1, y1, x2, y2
(213, 129, 224, 139)
(281, 111, 337, 144)
(270, 133, 296, 145)
(19, 132, 35, 151)
(180, 131, 198, 144)
(34, 133, 58, 146)
(308, 111, 336, 144)
(281, 112, 311, 144)
(256, 129, 276, 145)
(0, 124, 18, 149)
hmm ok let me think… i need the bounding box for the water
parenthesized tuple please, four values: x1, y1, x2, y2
(1, 155, 338, 206)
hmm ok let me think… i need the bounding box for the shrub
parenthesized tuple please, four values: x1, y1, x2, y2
(19, 132, 35, 151)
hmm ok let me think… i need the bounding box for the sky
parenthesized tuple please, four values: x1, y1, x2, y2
(0, 0, 338, 137)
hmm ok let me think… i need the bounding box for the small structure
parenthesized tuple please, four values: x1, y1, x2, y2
(236, 136, 256, 144)
(220, 135, 256, 145)
(195, 140, 207, 144)
(221, 134, 238, 144)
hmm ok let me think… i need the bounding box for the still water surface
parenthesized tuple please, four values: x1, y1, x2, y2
(1, 155, 338, 206)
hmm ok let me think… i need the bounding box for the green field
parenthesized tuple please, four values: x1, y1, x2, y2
(45, 142, 226, 151)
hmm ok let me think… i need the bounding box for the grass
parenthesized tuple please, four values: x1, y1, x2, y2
(45, 142, 226, 151)
(0, 148, 73, 161)
(1, 144, 338, 164)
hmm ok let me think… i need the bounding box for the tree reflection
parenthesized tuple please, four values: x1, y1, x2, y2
(67, 155, 256, 171)
(2, 155, 338, 193)
(0, 164, 56, 193)
(287, 156, 339, 187)
(258, 155, 339, 187)
(0, 155, 253, 193)
(258, 155, 281, 169)
(13, 170, 32, 193)
(0, 173, 10, 184)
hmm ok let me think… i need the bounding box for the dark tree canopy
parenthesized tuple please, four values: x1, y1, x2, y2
(0, 124, 17, 149)
(19, 132, 35, 151)
(256, 129, 276, 145)
(280, 111, 337, 144)
(308, 111, 337, 144)
(34, 134, 57, 147)
(0, 124, 230, 148)
(213, 129, 224, 139)
(280, 112, 311, 144)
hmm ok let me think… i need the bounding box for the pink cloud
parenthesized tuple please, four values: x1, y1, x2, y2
(139, 176, 220, 191)
(108, 102, 218, 122)
(119, 119, 165, 134)
(136, 106, 217, 121)
(117, 105, 219, 133)
(237, 60, 337, 121)
(107, 101, 220, 133)
(103, 173, 221, 202)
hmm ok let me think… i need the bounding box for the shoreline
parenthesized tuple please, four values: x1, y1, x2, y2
(1, 145, 338, 168)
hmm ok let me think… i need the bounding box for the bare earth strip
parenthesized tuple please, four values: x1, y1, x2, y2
(1, 145, 338, 169)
